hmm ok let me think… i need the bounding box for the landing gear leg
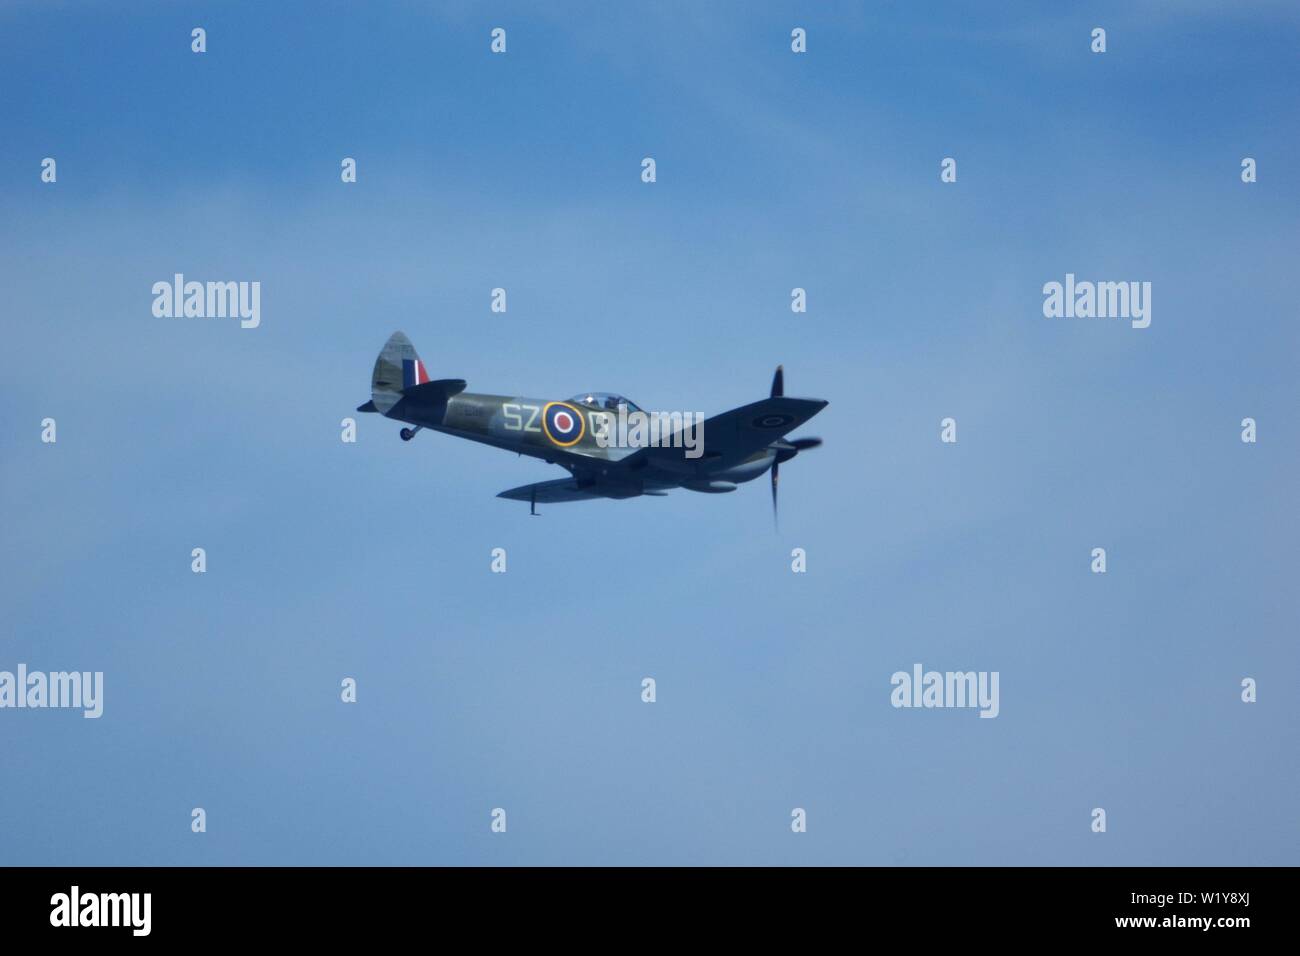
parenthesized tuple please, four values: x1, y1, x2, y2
(399, 426, 423, 442)
(530, 487, 539, 516)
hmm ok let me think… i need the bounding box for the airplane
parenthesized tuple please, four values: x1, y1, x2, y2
(356, 331, 827, 519)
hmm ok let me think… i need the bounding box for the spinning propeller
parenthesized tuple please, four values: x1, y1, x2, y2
(769, 365, 823, 528)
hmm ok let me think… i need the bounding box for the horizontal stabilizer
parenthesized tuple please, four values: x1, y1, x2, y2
(356, 400, 378, 413)
(384, 378, 469, 428)
(403, 379, 467, 402)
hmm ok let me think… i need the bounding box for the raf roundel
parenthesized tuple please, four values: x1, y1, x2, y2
(542, 401, 586, 447)
(753, 412, 795, 429)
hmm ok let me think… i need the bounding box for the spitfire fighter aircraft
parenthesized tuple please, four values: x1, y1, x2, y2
(357, 331, 827, 517)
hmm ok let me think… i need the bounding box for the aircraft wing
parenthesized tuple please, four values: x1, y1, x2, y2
(497, 477, 647, 503)
(632, 396, 828, 469)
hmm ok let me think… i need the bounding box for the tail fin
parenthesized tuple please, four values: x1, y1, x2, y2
(360, 331, 467, 417)
(367, 331, 428, 414)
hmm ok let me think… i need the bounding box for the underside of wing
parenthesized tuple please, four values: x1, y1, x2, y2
(497, 477, 648, 503)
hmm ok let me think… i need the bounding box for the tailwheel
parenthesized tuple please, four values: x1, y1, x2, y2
(400, 427, 422, 442)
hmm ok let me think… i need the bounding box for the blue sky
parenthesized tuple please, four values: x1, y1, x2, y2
(1, 1, 1297, 865)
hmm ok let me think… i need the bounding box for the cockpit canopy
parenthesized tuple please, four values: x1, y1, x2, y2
(569, 392, 642, 412)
